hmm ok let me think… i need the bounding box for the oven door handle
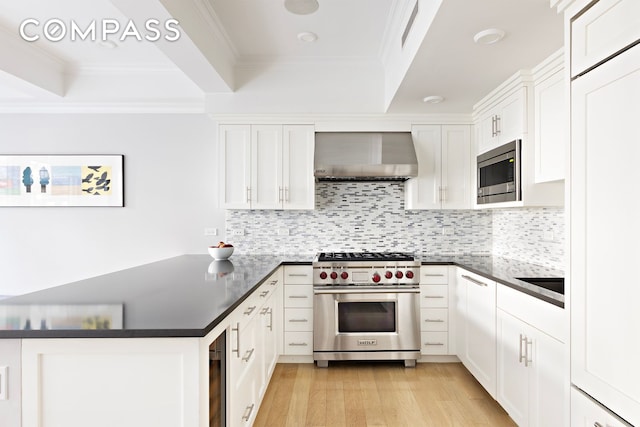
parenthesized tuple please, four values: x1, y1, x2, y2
(313, 288, 419, 294)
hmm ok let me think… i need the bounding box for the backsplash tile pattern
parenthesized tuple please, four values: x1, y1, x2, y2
(226, 182, 492, 256)
(492, 207, 565, 270)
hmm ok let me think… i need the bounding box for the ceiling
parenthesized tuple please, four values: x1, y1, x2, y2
(0, 0, 563, 114)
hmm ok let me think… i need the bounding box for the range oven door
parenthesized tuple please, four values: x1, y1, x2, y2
(313, 288, 420, 353)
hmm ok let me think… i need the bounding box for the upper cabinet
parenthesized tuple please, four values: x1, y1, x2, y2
(220, 124, 315, 210)
(477, 87, 527, 155)
(405, 124, 472, 210)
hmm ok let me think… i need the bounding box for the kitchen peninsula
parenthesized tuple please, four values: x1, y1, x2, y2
(0, 253, 564, 427)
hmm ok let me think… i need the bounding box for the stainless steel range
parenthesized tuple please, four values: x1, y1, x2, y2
(312, 252, 421, 368)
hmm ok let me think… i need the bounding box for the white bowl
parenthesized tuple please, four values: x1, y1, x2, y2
(208, 246, 234, 260)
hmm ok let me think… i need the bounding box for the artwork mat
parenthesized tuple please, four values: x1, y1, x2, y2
(0, 155, 124, 207)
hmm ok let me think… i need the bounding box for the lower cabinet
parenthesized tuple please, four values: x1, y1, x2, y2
(282, 265, 313, 356)
(456, 268, 497, 398)
(497, 309, 565, 426)
(419, 265, 453, 356)
(571, 386, 633, 427)
(0, 339, 21, 427)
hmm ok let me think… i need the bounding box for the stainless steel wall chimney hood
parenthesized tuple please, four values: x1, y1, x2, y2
(314, 132, 419, 181)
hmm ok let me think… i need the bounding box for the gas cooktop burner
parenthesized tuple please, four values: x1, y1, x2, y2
(317, 252, 415, 262)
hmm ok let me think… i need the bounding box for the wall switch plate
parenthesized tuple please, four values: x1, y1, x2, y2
(204, 228, 218, 236)
(0, 365, 7, 400)
(277, 228, 290, 236)
(442, 227, 454, 235)
(232, 229, 245, 236)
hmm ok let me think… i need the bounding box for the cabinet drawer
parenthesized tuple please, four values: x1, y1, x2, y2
(229, 317, 259, 384)
(284, 265, 313, 284)
(420, 285, 448, 308)
(230, 360, 259, 426)
(284, 285, 313, 308)
(284, 308, 313, 332)
(420, 266, 449, 285)
(420, 308, 448, 332)
(571, 0, 640, 77)
(283, 332, 313, 355)
(421, 332, 448, 355)
(231, 295, 262, 332)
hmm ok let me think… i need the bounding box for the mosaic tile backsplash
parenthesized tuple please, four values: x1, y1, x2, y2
(225, 182, 565, 270)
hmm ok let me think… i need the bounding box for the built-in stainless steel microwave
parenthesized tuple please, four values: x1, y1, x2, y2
(477, 140, 521, 204)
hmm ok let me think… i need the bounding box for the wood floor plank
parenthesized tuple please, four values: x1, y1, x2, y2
(254, 362, 516, 427)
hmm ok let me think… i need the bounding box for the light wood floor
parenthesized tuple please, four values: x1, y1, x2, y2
(254, 362, 516, 427)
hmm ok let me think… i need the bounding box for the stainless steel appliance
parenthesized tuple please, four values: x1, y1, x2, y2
(477, 139, 521, 204)
(312, 252, 421, 367)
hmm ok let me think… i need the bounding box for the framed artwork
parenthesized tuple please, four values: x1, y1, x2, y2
(0, 155, 124, 207)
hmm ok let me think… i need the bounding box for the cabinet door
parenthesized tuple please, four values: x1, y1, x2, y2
(497, 309, 529, 426)
(251, 125, 283, 209)
(530, 326, 565, 427)
(459, 270, 497, 398)
(478, 111, 497, 154)
(259, 292, 278, 398)
(499, 88, 526, 143)
(405, 125, 442, 209)
(283, 125, 315, 210)
(220, 125, 251, 209)
(571, 0, 640, 77)
(534, 69, 565, 183)
(571, 42, 640, 426)
(441, 125, 471, 209)
(0, 340, 20, 427)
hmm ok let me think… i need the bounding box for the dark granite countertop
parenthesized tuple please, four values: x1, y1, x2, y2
(0, 252, 563, 339)
(418, 254, 564, 308)
(0, 254, 313, 339)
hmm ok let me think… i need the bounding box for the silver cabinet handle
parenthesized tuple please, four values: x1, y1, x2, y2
(288, 319, 309, 323)
(519, 334, 526, 364)
(422, 273, 445, 277)
(285, 187, 289, 202)
(246, 186, 251, 203)
(270, 280, 278, 286)
(279, 186, 283, 203)
(525, 337, 532, 367)
(260, 290, 269, 297)
(425, 319, 445, 323)
(288, 342, 308, 346)
(242, 348, 255, 362)
(288, 273, 310, 277)
(260, 307, 269, 315)
(288, 295, 309, 299)
(594, 423, 604, 427)
(442, 186, 447, 202)
(232, 322, 240, 358)
(241, 404, 255, 422)
(424, 295, 445, 299)
(268, 308, 273, 331)
(495, 115, 501, 135)
(491, 115, 496, 137)
(244, 306, 256, 315)
(461, 274, 488, 287)
(438, 186, 443, 203)
(424, 342, 445, 346)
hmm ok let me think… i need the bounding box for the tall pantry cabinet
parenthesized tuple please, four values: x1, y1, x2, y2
(565, 0, 640, 425)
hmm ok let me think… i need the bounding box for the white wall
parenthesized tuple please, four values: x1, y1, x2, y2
(0, 114, 224, 296)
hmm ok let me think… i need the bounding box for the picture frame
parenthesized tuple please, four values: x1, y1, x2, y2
(0, 155, 124, 207)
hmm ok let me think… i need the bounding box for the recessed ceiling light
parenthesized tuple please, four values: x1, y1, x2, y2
(423, 95, 444, 104)
(98, 40, 118, 49)
(473, 28, 506, 45)
(285, 0, 319, 15)
(297, 32, 318, 43)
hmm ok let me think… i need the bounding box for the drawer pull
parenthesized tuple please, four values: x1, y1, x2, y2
(260, 307, 269, 315)
(288, 342, 308, 347)
(424, 342, 445, 346)
(461, 274, 488, 287)
(288, 273, 310, 277)
(232, 322, 240, 358)
(288, 295, 309, 299)
(242, 404, 255, 422)
(425, 319, 445, 323)
(424, 295, 445, 299)
(242, 348, 255, 362)
(423, 273, 445, 277)
(288, 319, 309, 323)
(259, 290, 270, 297)
(270, 280, 278, 286)
(244, 306, 257, 315)
(593, 423, 603, 427)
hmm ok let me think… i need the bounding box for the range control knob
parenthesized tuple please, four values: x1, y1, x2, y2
(396, 271, 404, 279)
(406, 270, 414, 279)
(341, 271, 349, 280)
(330, 272, 338, 280)
(372, 273, 381, 283)
(385, 271, 393, 279)
(319, 271, 328, 280)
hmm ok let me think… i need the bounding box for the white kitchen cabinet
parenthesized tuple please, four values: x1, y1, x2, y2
(570, 34, 640, 426)
(21, 338, 200, 427)
(533, 49, 565, 183)
(571, 386, 633, 427)
(571, 0, 640, 78)
(497, 309, 565, 427)
(405, 125, 472, 210)
(220, 124, 315, 210)
(282, 265, 313, 356)
(456, 268, 497, 398)
(476, 86, 527, 155)
(419, 265, 453, 356)
(0, 340, 20, 427)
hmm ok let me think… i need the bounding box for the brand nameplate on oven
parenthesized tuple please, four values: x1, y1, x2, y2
(358, 339, 377, 346)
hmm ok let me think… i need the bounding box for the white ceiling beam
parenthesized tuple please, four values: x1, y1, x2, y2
(109, 0, 235, 93)
(0, 25, 65, 98)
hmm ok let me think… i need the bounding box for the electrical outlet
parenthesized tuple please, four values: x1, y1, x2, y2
(543, 231, 555, 242)
(204, 228, 218, 236)
(277, 228, 290, 236)
(442, 226, 455, 235)
(232, 229, 245, 236)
